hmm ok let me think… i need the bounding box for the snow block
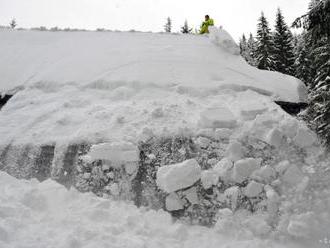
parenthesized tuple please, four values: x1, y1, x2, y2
(165, 193, 184, 211)
(243, 181, 264, 198)
(225, 141, 243, 162)
(201, 170, 218, 189)
(183, 187, 199, 205)
(264, 128, 285, 148)
(198, 107, 237, 129)
(240, 101, 267, 120)
(281, 164, 304, 186)
(88, 142, 139, 164)
(280, 119, 299, 138)
(209, 27, 241, 55)
(224, 186, 241, 210)
(232, 158, 261, 183)
(213, 158, 233, 182)
(214, 128, 233, 140)
(293, 127, 317, 148)
(156, 159, 202, 193)
(252, 165, 276, 183)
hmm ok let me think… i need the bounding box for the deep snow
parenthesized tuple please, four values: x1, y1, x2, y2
(0, 28, 329, 248)
(0, 171, 319, 248)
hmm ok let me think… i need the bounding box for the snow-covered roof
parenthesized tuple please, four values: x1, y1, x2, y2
(0, 29, 306, 103)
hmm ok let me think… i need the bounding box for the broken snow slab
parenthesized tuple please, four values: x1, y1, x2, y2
(156, 159, 202, 193)
(239, 101, 268, 121)
(86, 142, 139, 165)
(198, 107, 237, 129)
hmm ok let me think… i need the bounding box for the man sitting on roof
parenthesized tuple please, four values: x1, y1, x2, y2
(200, 15, 214, 34)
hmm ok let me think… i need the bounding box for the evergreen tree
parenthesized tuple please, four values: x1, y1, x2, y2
(255, 12, 275, 70)
(181, 20, 192, 34)
(247, 33, 258, 66)
(294, 33, 313, 84)
(239, 34, 248, 57)
(164, 17, 172, 33)
(273, 9, 295, 75)
(295, 0, 330, 146)
(239, 34, 247, 53)
(10, 18, 17, 29)
(240, 33, 258, 67)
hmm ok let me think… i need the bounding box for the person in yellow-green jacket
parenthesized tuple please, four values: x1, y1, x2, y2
(200, 15, 214, 34)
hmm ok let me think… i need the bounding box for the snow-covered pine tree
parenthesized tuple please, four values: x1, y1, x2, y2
(164, 17, 172, 33)
(296, 0, 330, 145)
(273, 9, 295, 75)
(247, 33, 258, 66)
(256, 12, 275, 71)
(294, 33, 313, 84)
(10, 18, 17, 29)
(181, 20, 192, 34)
(239, 34, 248, 57)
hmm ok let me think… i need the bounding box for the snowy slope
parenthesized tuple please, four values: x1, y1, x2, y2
(0, 29, 306, 102)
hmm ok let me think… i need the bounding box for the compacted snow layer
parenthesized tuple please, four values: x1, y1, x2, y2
(0, 171, 325, 248)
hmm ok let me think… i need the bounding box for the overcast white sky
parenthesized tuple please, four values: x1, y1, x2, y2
(0, 0, 310, 40)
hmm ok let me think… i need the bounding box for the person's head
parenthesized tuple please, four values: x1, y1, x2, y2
(205, 15, 210, 21)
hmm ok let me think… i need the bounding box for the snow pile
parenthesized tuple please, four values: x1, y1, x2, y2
(0, 28, 329, 247)
(208, 27, 241, 55)
(156, 159, 201, 193)
(0, 28, 307, 146)
(0, 171, 324, 248)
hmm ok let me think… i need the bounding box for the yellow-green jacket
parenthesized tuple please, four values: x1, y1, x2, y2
(200, 19, 214, 34)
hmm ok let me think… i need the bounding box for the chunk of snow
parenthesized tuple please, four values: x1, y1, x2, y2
(109, 183, 120, 196)
(240, 101, 267, 121)
(183, 187, 199, 205)
(232, 158, 261, 183)
(156, 159, 202, 193)
(243, 181, 264, 198)
(280, 119, 299, 138)
(264, 128, 285, 148)
(207, 158, 218, 166)
(165, 193, 184, 211)
(198, 107, 237, 129)
(217, 208, 233, 217)
(195, 137, 211, 148)
(264, 185, 280, 202)
(83, 173, 91, 179)
(197, 129, 215, 139)
(275, 160, 290, 175)
(293, 127, 317, 148)
(224, 186, 241, 210)
(124, 162, 138, 175)
(252, 165, 276, 183)
(209, 27, 240, 55)
(88, 142, 139, 164)
(214, 128, 232, 140)
(201, 170, 218, 189)
(281, 165, 304, 186)
(225, 141, 243, 162)
(213, 158, 233, 182)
